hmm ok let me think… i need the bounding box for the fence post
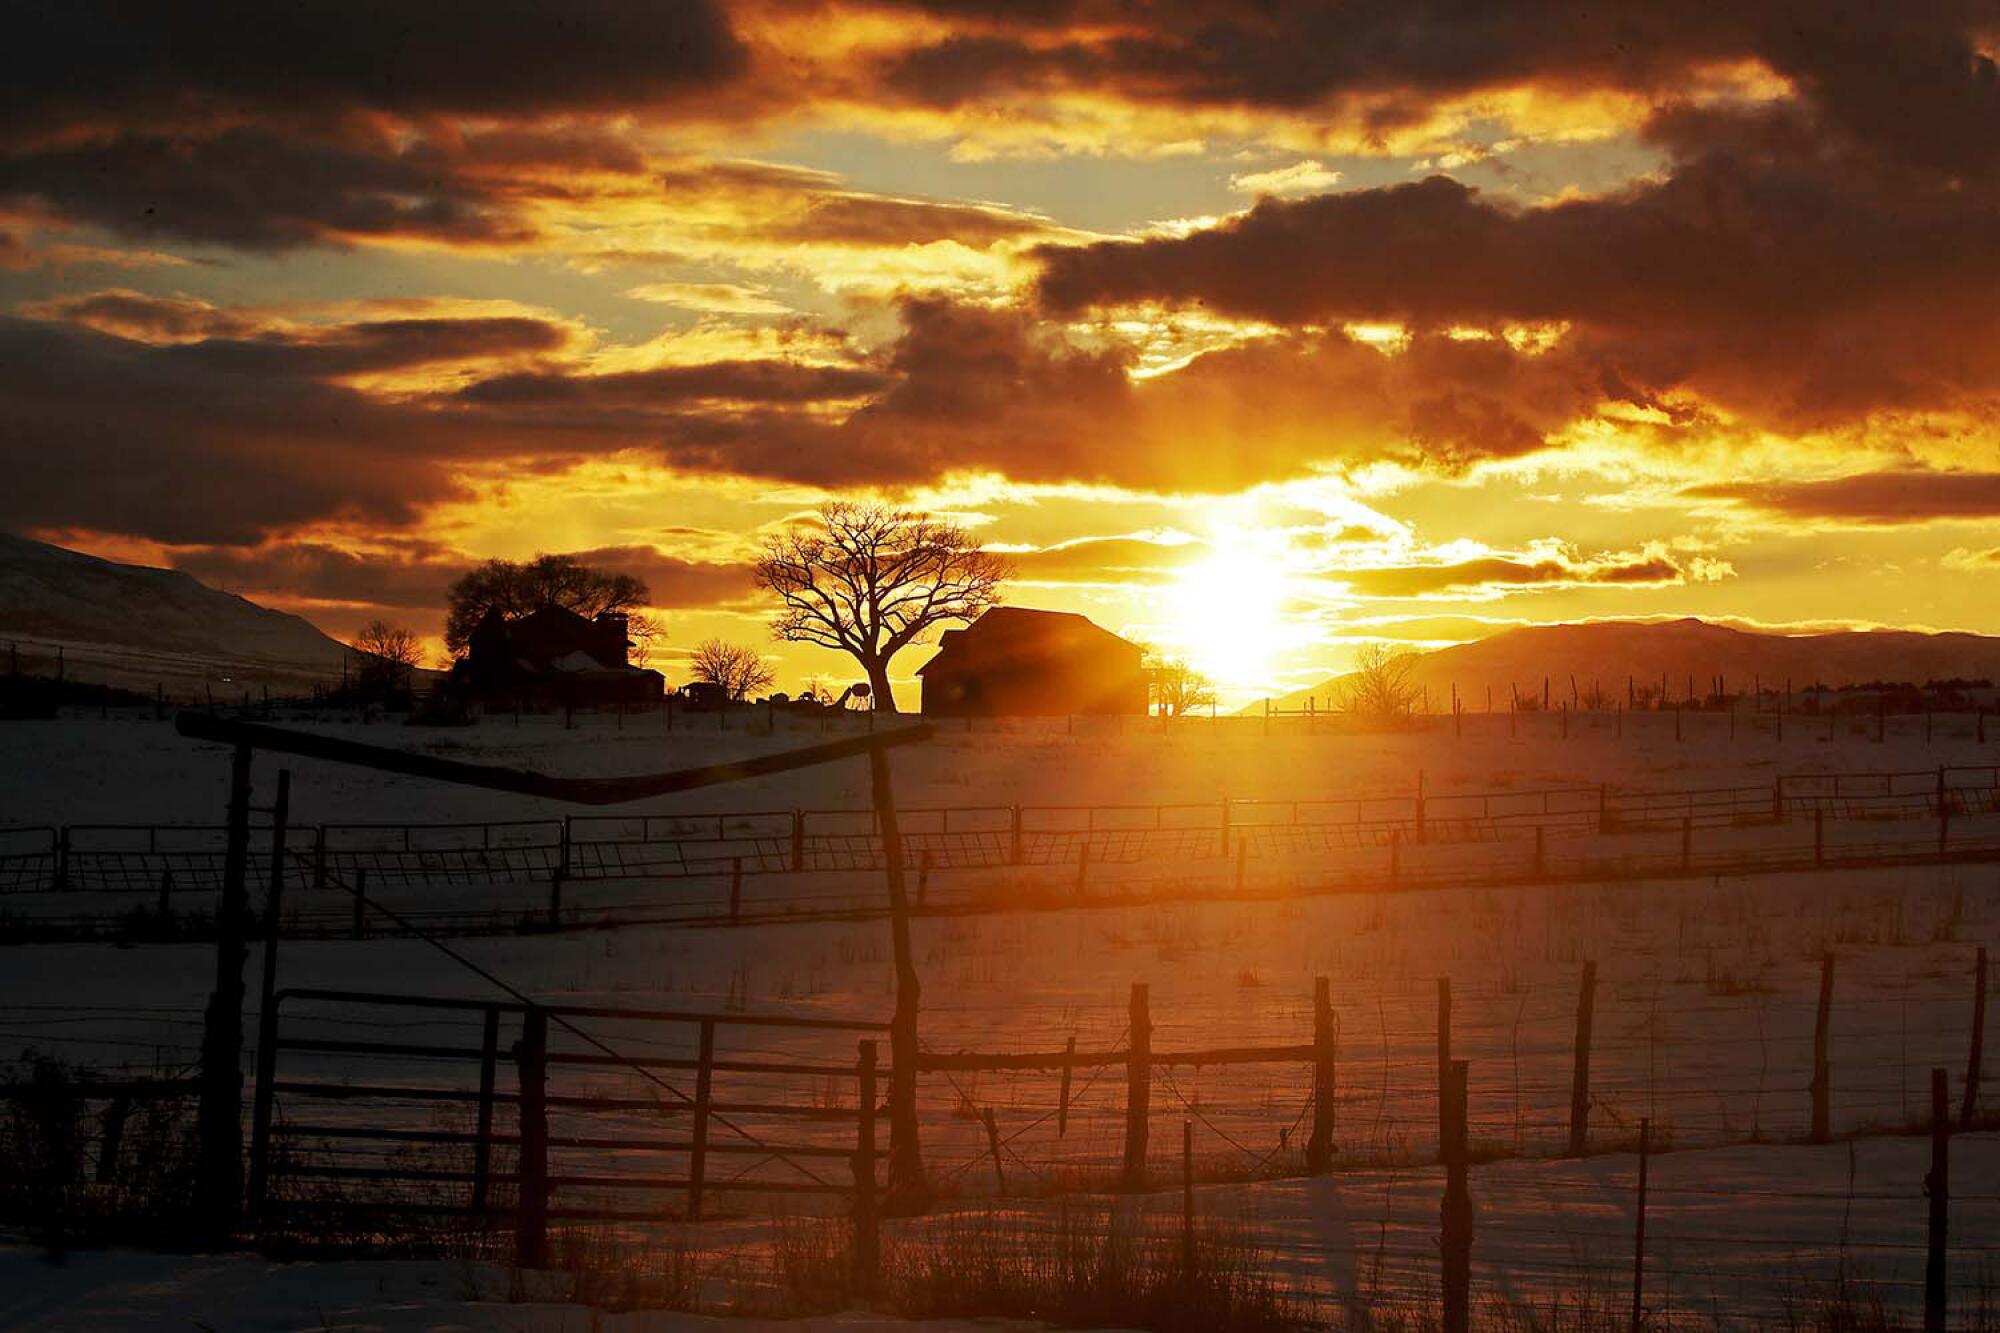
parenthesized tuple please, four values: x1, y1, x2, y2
(791, 810, 805, 873)
(472, 1007, 498, 1213)
(854, 1038, 880, 1294)
(1124, 982, 1152, 1190)
(1965, 946, 1987, 1127)
(158, 868, 173, 916)
(1437, 977, 1452, 1162)
(246, 769, 290, 1224)
(1075, 842, 1090, 896)
(558, 815, 572, 880)
(1441, 1058, 1471, 1333)
(917, 849, 931, 909)
(352, 867, 367, 940)
(1811, 953, 1834, 1143)
(1938, 766, 1951, 855)
(1926, 1067, 1949, 1333)
(1308, 976, 1335, 1173)
(197, 742, 253, 1243)
(1680, 815, 1692, 873)
(1182, 1117, 1195, 1277)
(547, 868, 563, 930)
(1815, 807, 1825, 867)
(515, 1007, 549, 1269)
(1234, 840, 1247, 893)
(1219, 798, 1231, 856)
(311, 826, 327, 894)
(728, 857, 743, 924)
(1390, 827, 1401, 886)
(1632, 1118, 1650, 1333)
(1598, 784, 1610, 835)
(983, 1107, 1005, 1194)
(53, 826, 69, 893)
(1570, 960, 1597, 1156)
(689, 1018, 715, 1219)
(868, 743, 926, 1210)
(1009, 805, 1023, 867)
(1415, 769, 1427, 845)
(1058, 1035, 1076, 1137)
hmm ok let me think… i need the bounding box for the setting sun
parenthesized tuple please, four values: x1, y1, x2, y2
(1166, 546, 1293, 693)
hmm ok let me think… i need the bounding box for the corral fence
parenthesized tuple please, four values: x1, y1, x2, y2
(8, 766, 2000, 905)
(248, 988, 888, 1272)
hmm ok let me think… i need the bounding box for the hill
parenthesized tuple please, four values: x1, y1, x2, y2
(1275, 618, 2000, 712)
(0, 532, 355, 696)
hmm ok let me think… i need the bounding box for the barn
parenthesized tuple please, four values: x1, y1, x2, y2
(458, 606, 664, 708)
(917, 607, 1147, 716)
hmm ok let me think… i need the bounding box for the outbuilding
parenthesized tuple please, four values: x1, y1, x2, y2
(918, 607, 1146, 716)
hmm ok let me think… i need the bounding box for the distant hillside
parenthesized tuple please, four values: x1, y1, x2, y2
(0, 532, 354, 694)
(1276, 618, 2000, 711)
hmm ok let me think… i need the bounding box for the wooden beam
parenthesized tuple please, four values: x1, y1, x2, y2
(174, 711, 933, 806)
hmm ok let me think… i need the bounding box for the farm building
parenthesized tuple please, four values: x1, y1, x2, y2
(458, 606, 664, 708)
(918, 607, 1147, 716)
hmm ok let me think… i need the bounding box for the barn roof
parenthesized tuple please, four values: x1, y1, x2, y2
(916, 607, 1138, 675)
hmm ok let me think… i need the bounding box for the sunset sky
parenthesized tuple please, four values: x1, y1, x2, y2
(3, 3, 1996, 706)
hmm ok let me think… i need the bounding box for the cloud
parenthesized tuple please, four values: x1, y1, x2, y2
(1334, 548, 1714, 599)
(2, 3, 744, 136)
(1942, 547, 2000, 572)
(1686, 472, 2000, 525)
(1229, 161, 1343, 196)
(1007, 533, 1203, 584)
(626, 282, 793, 315)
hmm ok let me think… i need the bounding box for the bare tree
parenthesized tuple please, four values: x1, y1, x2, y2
(1146, 653, 1217, 717)
(754, 502, 1011, 712)
(353, 620, 422, 697)
(1344, 642, 1422, 718)
(687, 638, 775, 701)
(625, 612, 663, 670)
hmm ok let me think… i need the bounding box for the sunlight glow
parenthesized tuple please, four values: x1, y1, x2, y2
(1165, 545, 1292, 692)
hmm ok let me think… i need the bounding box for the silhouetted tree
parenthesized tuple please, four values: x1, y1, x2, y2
(353, 620, 422, 699)
(687, 639, 775, 701)
(625, 612, 663, 670)
(1146, 653, 1216, 717)
(444, 554, 649, 656)
(1344, 642, 1421, 718)
(754, 503, 1011, 712)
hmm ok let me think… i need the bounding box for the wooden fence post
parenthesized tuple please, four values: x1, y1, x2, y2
(472, 1007, 498, 1213)
(1632, 1118, 1650, 1333)
(1441, 1058, 1471, 1333)
(246, 769, 290, 1224)
(791, 810, 805, 873)
(728, 857, 743, 923)
(197, 742, 253, 1243)
(1075, 842, 1091, 896)
(311, 826, 327, 894)
(547, 868, 563, 930)
(1811, 954, 1834, 1143)
(1182, 1117, 1196, 1277)
(1058, 1036, 1075, 1137)
(1415, 769, 1427, 845)
(689, 1018, 715, 1219)
(1570, 961, 1597, 1156)
(1437, 977, 1452, 1162)
(1009, 805, 1023, 867)
(352, 867, 367, 940)
(983, 1107, 1005, 1194)
(1390, 827, 1401, 886)
(1219, 798, 1231, 857)
(1308, 976, 1336, 1173)
(868, 743, 926, 1209)
(853, 1039, 881, 1295)
(1124, 982, 1152, 1190)
(1926, 1068, 1949, 1333)
(1235, 840, 1247, 893)
(515, 1006, 549, 1269)
(1965, 946, 1987, 1128)
(157, 868, 173, 916)
(916, 849, 932, 909)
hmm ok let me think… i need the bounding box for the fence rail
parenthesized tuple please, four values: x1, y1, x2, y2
(8, 765, 2000, 902)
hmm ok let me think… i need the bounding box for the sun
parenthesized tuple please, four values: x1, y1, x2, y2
(1166, 547, 1291, 693)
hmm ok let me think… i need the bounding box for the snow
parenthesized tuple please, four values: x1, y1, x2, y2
(2, 710, 1997, 1326)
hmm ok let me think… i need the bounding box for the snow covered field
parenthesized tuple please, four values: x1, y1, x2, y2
(2, 710, 1996, 1328)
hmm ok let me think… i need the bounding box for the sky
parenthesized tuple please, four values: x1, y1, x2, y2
(2, 2, 1997, 707)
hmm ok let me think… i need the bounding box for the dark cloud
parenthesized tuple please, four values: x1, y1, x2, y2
(868, 1, 1997, 173)
(2, 2, 744, 137)
(457, 361, 890, 410)
(1340, 553, 1690, 598)
(1686, 472, 2000, 524)
(171, 540, 756, 619)
(0, 129, 532, 251)
(766, 195, 1052, 247)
